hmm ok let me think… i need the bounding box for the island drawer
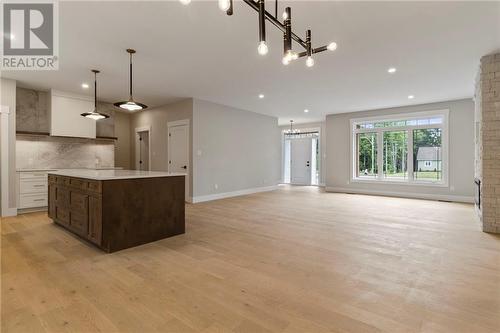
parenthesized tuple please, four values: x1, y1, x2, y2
(56, 176, 70, 186)
(88, 180, 102, 193)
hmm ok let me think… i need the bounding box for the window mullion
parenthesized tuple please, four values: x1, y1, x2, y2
(408, 129, 414, 182)
(377, 130, 383, 180)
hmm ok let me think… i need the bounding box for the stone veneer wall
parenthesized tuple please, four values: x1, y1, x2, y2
(476, 53, 500, 234)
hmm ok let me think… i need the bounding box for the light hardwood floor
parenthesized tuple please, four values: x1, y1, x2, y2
(1, 186, 499, 333)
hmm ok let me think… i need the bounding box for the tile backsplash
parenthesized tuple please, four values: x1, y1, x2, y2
(17, 135, 115, 169)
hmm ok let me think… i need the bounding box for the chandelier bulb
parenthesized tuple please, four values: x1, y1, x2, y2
(218, 0, 231, 11)
(282, 57, 290, 66)
(179, 0, 191, 5)
(257, 41, 268, 55)
(306, 56, 315, 67)
(327, 42, 338, 51)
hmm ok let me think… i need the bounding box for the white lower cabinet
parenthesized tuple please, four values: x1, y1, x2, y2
(17, 171, 50, 210)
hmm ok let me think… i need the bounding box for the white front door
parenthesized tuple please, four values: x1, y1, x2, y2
(168, 123, 189, 200)
(291, 138, 312, 185)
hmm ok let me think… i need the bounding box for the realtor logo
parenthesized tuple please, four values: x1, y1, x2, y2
(1, 1, 59, 70)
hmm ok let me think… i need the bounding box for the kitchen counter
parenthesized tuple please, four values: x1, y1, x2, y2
(49, 169, 186, 180)
(48, 171, 185, 252)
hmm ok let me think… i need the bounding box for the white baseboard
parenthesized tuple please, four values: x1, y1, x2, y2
(192, 185, 279, 203)
(1, 207, 17, 217)
(325, 186, 474, 203)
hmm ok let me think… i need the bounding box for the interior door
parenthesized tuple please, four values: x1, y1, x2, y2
(168, 124, 189, 200)
(136, 131, 150, 171)
(291, 138, 312, 185)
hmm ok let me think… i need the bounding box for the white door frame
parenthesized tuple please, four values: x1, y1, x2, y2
(135, 126, 151, 171)
(167, 119, 190, 201)
(1, 105, 17, 217)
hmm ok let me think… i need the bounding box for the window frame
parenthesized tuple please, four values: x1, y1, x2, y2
(349, 109, 449, 187)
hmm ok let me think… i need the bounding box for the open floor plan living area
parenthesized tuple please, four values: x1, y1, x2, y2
(1, 1, 499, 332)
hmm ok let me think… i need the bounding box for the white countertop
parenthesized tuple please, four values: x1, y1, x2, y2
(17, 167, 123, 172)
(48, 169, 186, 180)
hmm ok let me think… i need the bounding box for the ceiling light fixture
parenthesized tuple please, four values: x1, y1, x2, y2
(114, 49, 147, 112)
(179, 0, 191, 5)
(304, 109, 309, 113)
(257, 0, 268, 56)
(180, 0, 337, 67)
(81, 83, 89, 89)
(408, 95, 415, 99)
(388, 67, 397, 73)
(81, 70, 109, 121)
(218, 0, 231, 12)
(259, 94, 265, 99)
(284, 120, 300, 134)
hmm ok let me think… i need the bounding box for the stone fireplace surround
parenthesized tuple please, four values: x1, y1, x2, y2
(475, 52, 500, 234)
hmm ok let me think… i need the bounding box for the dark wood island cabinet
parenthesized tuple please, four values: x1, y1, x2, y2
(48, 170, 185, 252)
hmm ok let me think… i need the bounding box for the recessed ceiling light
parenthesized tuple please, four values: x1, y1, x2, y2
(304, 109, 309, 113)
(387, 67, 397, 74)
(81, 83, 89, 89)
(258, 94, 265, 99)
(408, 95, 415, 99)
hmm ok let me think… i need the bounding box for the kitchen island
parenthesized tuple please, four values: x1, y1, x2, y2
(48, 170, 185, 252)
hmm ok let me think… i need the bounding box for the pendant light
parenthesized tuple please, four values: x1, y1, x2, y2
(81, 69, 109, 120)
(113, 49, 147, 111)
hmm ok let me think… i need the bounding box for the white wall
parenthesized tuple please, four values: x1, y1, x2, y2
(130, 99, 193, 197)
(325, 98, 475, 202)
(0, 78, 17, 212)
(114, 111, 131, 169)
(192, 99, 281, 201)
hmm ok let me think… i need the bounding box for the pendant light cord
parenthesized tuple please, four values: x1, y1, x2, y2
(129, 52, 133, 99)
(94, 71, 98, 109)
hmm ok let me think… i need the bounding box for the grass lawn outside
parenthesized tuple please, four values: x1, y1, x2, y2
(384, 171, 441, 180)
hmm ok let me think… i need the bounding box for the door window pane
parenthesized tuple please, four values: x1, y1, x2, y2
(383, 131, 408, 179)
(413, 128, 442, 182)
(357, 132, 378, 178)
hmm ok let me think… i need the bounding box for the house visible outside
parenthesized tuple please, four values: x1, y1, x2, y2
(416, 147, 442, 172)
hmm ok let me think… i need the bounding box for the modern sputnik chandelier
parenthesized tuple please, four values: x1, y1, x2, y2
(179, 0, 337, 67)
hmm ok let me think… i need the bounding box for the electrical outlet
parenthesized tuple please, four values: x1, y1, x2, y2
(197, 150, 202, 156)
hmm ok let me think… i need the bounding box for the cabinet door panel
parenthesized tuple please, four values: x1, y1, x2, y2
(48, 183, 56, 218)
(70, 212, 88, 237)
(70, 191, 88, 215)
(55, 207, 69, 226)
(88, 196, 102, 245)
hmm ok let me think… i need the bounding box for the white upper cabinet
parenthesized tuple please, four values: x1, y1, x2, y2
(50, 90, 96, 138)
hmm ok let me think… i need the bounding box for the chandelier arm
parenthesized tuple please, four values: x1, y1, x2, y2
(242, 0, 308, 51)
(297, 45, 329, 58)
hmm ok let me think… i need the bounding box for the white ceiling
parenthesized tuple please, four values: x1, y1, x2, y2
(4, 1, 499, 125)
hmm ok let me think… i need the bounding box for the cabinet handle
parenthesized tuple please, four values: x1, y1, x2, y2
(33, 185, 45, 187)
(33, 199, 46, 202)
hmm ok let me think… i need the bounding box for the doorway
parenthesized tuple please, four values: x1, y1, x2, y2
(135, 127, 151, 171)
(283, 131, 320, 185)
(167, 119, 190, 201)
